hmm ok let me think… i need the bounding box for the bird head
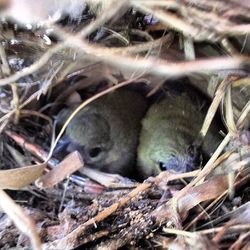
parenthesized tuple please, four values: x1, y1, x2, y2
(138, 122, 202, 177)
(56, 109, 112, 167)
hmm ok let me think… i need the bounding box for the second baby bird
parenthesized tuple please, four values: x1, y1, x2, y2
(137, 86, 222, 178)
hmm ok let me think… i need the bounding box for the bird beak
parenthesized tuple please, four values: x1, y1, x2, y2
(53, 135, 70, 156)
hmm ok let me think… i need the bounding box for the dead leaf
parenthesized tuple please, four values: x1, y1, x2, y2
(0, 163, 46, 190)
(36, 151, 83, 189)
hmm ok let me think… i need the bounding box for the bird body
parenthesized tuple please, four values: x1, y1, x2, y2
(137, 91, 221, 178)
(56, 89, 147, 176)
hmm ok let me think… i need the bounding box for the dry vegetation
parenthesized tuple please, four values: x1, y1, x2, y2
(0, 0, 249, 249)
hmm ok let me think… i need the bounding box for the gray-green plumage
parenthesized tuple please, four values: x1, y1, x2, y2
(137, 92, 221, 178)
(56, 89, 147, 175)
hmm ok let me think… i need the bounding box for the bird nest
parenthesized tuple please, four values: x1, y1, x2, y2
(0, 1, 250, 249)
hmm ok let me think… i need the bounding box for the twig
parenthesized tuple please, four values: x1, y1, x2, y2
(229, 231, 250, 250)
(19, 109, 53, 127)
(198, 224, 250, 235)
(111, 33, 174, 55)
(132, 2, 199, 37)
(185, 172, 250, 230)
(0, 0, 127, 87)
(200, 77, 230, 138)
(0, 44, 20, 123)
(15, 21, 250, 89)
(44, 182, 152, 249)
(0, 88, 47, 123)
(0, 190, 41, 250)
(0, 44, 64, 87)
(66, 37, 250, 77)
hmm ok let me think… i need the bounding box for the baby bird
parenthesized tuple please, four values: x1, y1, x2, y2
(137, 90, 222, 178)
(56, 89, 147, 176)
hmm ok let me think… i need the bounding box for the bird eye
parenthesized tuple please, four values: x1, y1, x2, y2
(88, 147, 102, 158)
(158, 159, 179, 172)
(158, 161, 166, 171)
